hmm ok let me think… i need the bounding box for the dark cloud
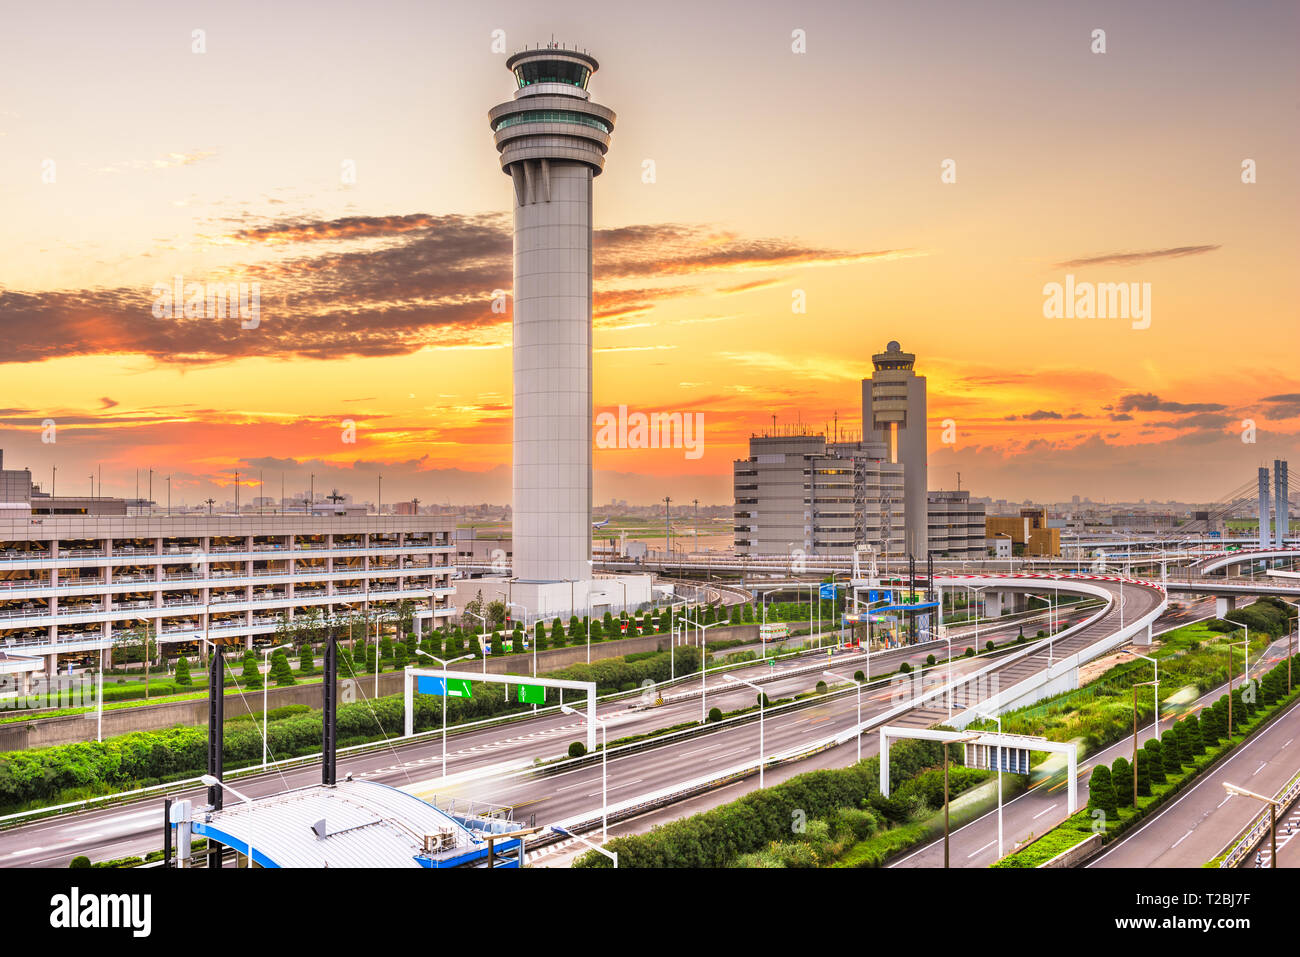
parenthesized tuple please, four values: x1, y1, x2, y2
(1260, 394, 1300, 419)
(0, 213, 883, 365)
(1053, 245, 1220, 269)
(1117, 393, 1226, 414)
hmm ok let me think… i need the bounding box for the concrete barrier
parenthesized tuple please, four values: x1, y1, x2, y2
(1036, 832, 1104, 868)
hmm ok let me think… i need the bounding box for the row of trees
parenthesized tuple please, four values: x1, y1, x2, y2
(1088, 649, 1299, 817)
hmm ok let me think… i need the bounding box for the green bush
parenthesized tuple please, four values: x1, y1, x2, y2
(69, 855, 91, 868)
(898, 662, 911, 674)
(1087, 763, 1117, 819)
(708, 707, 723, 723)
(985, 641, 995, 652)
(964, 648, 975, 658)
(815, 680, 828, 694)
(174, 656, 192, 686)
(568, 741, 587, 759)
(1111, 756, 1132, 807)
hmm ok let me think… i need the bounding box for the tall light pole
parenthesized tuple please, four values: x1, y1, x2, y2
(200, 774, 258, 867)
(1222, 782, 1281, 868)
(724, 673, 765, 787)
(973, 707, 1005, 860)
(1130, 680, 1158, 807)
(507, 601, 532, 678)
(943, 733, 981, 867)
(416, 649, 475, 778)
(464, 609, 490, 687)
(684, 617, 724, 723)
(1212, 617, 1250, 736)
(261, 642, 292, 768)
(824, 669, 862, 762)
(1119, 648, 1160, 740)
(561, 704, 609, 840)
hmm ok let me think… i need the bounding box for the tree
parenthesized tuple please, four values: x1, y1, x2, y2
(270, 650, 295, 687)
(1142, 739, 1166, 785)
(298, 644, 316, 676)
(534, 621, 546, 650)
(241, 652, 263, 689)
(1111, 757, 1132, 807)
(392, 644, 408, 670)
(1135, 751, 1151, 797)
(174, 655, 193, 686)
(1088, 763, 1117, 819)
(1184, 715, 1206, 756)
(743, 603, 755, 622)
(487, 599, 507, 631)
(551, 619, 566, 645)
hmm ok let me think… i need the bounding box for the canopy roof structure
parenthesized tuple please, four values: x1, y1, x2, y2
(189, 778, 518, 868)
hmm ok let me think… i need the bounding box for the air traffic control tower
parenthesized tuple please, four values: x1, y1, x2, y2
(490, 45, 616, 583)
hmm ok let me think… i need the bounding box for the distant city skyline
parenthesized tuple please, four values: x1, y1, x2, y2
(1, 0, 1297, 507)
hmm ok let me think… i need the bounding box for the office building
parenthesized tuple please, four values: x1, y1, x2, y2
(733, 433, 905, 558)
(926, 490, 987, 557)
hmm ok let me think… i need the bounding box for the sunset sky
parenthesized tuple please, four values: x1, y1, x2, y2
(1, 0, 1297, 508)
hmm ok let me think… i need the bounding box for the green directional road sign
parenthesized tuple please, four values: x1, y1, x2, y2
(518, 684, 545, 705)
(447, 678, 473, 698)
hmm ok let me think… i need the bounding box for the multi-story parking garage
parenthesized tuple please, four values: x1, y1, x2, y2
(0, 515, 456, 676)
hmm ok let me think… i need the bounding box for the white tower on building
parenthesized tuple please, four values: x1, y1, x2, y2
(863, 341, 928, 558)
(489, 45, 615, 582)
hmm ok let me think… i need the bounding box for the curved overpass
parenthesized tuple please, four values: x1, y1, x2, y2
(1192, 547, 1300, 575)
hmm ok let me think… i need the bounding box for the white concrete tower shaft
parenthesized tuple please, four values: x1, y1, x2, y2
(490, 46, 615, 582)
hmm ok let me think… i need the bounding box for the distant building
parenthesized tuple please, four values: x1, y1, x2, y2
(986, 507, 1061, 556)
(733, 433, 905, 558)
(927, 490, 987, 557)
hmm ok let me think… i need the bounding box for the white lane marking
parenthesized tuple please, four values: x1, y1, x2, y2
(586, 778, 643, 797)
(1033, 803, 1059, 820)
(1218, 794, 1234, 808)
(1171, 828, 1194, 848)
(967, 840, 995, 858)
(1252, 761, 1267, 776)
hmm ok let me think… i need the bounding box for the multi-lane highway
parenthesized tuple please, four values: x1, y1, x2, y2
(0, 574, 1165, 868)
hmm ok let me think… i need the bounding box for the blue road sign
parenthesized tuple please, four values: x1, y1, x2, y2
(819, 583, 839, 600)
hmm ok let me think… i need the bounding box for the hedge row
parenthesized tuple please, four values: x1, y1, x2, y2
(0, 646, 694, 813)
(572, 737, 966, 868)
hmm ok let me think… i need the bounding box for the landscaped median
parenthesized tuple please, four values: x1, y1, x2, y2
(571, 737, 1002, 868)
(990, 616, 1300, 867)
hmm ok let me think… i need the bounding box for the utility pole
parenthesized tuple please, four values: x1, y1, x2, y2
(663, 496, 672, 557)
(52, 465, 57, 497)
(234, 470, 240, 512)
(692, 498, 699, 554)
(378, 475, 383, 515)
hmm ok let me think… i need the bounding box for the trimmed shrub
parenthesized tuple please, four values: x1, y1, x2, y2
(174, 656, 192, 686)
(708, 707, 723, 723)
(1111, 757, 1133, 807)
(1087, 763, 1117, 818)
(568, 741, 587, 759)
(1142, 739, 1166, 785)
(69, 855, 91, 868)
(815, 680, 828, 694)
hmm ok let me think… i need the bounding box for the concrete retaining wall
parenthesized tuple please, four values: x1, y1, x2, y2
(1037, 832, 1104, 868)
(0, 626, 750, 752)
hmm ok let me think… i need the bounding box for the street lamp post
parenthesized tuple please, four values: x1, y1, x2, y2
(506, 600, 531, 676)
(973, 707, 1005, 860)
(1211, 617, 1250, 737)
(684, 617, 724, 723)
(416, 649, 475, 778)
(561, 704, 609, 840)
(261, 642, 292, 768)
(1119, 648, 1160, 741)
(724, 673, 765, 787)
(943, 733, 981, 867)
(1222, 782, 1281, 868)
(199, 774, 256, 867)
(464, 609, 490, 686)
(824, 669, 862, 762)
(1130, 680, 1158, 807)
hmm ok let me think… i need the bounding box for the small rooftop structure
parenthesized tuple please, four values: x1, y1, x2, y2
(187, 779, 521, 868)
